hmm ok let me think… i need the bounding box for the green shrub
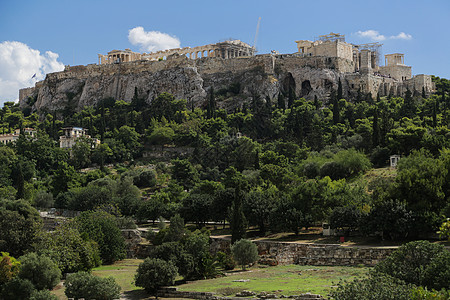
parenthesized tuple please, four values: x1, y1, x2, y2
(232, 239, 259, 270)
(134, 258, 178, 295)
(75, 211, 126, 264)
(329, 273, 412, 300)
(0, 252, 20, 285)
(65, 271, 120, 300)
(216, 251, 235, 270)
(30, 289, 59, 300)
(33, 191, 54, 208)
(18, 252, 61, 290)
(375, 240, 449, 290)
(0, 277, 36, 300)
(410, 287, 450, 300)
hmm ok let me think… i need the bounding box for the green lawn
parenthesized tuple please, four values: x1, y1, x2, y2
(177, 265, 369, 297)
(52, 260, 369, 299)
(92, 259, 145, 292)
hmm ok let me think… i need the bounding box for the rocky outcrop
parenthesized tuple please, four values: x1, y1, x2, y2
(20, 53, 432, 114)
(20, 54, 353, 114)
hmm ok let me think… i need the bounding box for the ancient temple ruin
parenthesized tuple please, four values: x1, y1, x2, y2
(98, 40, 255, 64)
(19, 32, 436, 112)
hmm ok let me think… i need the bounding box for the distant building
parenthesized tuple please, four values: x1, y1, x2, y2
(0, 128, 36, 145)
(390, 155, 401, 168)
(59, 127, 100, 149)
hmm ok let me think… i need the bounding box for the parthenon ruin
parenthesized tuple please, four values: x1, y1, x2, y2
(98, 40, 255, 64)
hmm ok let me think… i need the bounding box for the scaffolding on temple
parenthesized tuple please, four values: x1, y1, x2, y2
(357, 42, 383, 66)
(315, 32, 346, 43)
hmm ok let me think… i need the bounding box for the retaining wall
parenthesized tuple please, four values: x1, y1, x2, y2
(210, 238, 395, 267)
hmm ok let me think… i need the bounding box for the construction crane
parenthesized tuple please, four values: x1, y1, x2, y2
(253, 17, 261, 54)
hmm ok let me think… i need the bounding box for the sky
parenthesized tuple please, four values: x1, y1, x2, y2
(0, 0, 449, 105)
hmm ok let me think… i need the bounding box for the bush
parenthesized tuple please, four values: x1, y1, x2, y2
(134, 258, 178, 295)
(231, 239, 259, 270)
(0, 252, 20, 285)
(30, 289, 59, 300)
(75, 211, 126, 264)
(18, 252, 61, 290)
(216, 251, 235, 270)
(65, 271, 120, 300)
(35, 222, 101, 273)
(33, 191, 54, 208)
(410, 286, 450, 300)
(0, 277, 36, 300)
(374, 240, 450, 290)
(319, 161, 346, 180)
(329, 273, 412, 300)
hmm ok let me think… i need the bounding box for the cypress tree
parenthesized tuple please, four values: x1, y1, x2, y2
(231, 184, 247, 244)
(372, 106, 380, 147)
(337, 78, 343, 100)
(330, 90, 339, 125)
(288, 86, 295, 108)
(432, 98, 437, 127)
(277, 93, 285, 110)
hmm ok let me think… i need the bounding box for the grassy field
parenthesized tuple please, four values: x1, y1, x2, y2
(51, 260, 369, 299)
(177, 264, 369, 297)
(51, 259, 148, 300)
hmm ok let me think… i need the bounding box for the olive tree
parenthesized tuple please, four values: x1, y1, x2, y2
(231, 239, 259, 270)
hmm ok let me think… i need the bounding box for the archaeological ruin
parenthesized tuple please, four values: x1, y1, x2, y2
(97, 40, 255, 64)
(19, 33, 435, 113)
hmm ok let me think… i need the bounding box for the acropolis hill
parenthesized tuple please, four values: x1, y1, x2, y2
(19, 33, 435, 113)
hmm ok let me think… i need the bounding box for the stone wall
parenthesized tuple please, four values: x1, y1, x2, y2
(121, 229, 142, 258)
(210, 238, 395, 267)
(157, 287, 324, 300)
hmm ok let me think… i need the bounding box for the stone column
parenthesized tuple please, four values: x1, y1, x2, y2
(360, 50, 372, 74)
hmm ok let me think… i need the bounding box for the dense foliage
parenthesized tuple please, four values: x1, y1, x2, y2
(134, 258, 178, 295)
(64, 271, 121, 300)
(231, 239, 259, 270)
(0, 77, 449, 297)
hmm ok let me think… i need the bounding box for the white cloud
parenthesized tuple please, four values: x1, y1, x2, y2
(0, 41, 64, 104)
(128, 26, 181, 53)
(355, 30, 413, 42)
(390, 32, 413, 40)
(355, 30, 386, 41)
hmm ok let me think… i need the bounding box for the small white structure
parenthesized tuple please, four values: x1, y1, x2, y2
(0, 128, 36, 145)
(390, 155, 400, 168)
(322, 223, 336, 236)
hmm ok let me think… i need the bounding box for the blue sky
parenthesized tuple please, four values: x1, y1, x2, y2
(0, 0, 449, 104)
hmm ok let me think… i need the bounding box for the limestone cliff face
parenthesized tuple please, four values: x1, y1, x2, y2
(21, 53, 426, 114)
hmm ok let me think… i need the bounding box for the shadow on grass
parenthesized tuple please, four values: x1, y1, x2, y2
(122, 289, 153, 300)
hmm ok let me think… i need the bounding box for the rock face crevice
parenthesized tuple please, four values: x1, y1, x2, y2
(20, 54, 431, 114)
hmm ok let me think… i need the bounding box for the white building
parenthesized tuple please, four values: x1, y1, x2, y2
(0, 128, 36, 145)
(59, 127, 100, 149)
